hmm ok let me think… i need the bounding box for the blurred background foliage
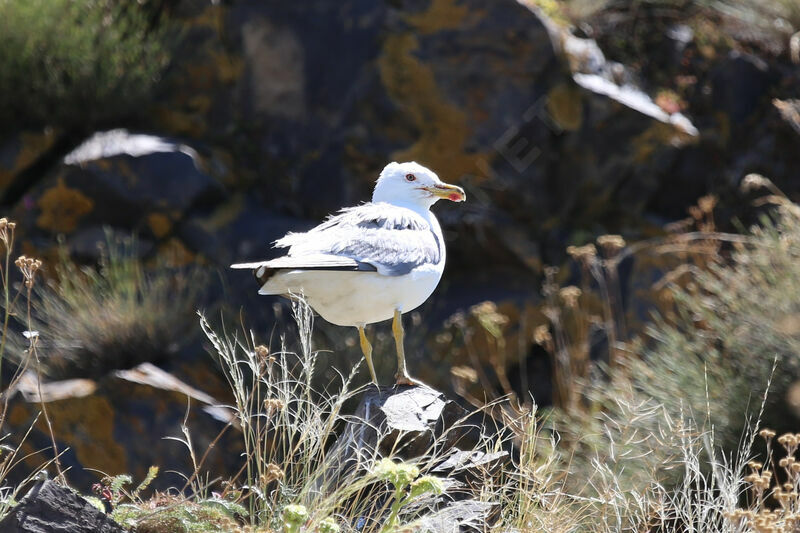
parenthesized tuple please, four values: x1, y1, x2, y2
(0, 0, 171, 133)
(0, 0, 797, 511)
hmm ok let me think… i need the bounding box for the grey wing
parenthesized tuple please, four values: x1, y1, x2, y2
(269, 203, 442, 276)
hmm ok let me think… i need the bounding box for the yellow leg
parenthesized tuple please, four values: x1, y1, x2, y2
(392, 310, 415, 385)
(359, 326, 378, 385)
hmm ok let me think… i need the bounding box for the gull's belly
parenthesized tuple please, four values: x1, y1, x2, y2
(268, 266, 442, 326)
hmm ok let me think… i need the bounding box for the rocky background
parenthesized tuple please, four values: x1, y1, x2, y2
(1, 0, 799, 492)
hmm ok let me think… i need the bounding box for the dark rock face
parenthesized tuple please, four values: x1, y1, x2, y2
(0, 480, 126, 533)
(5, 364, 242, 493)
(11, 129, 224, 260)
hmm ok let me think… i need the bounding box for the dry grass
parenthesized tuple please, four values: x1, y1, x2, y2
(0, 218, 61, 514)
(11, 234, 205, 378)
(197, 299, 495, 532)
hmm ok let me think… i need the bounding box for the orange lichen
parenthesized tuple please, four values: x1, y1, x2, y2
(147, 213, 172, 239)
(9, 395, 128, 477)
(546, 83, 583, 131)
(631, 122, 697, 164)
(209, 49, 244, 85)
(0, 130, 59, 189)
(158, 238, 196, 267)
(378, 33, 484, 182)
(405, 0, 470, 34)
(198, 193, 244, 232)
(154, 105, 208, 137)
(36, 177, 93, 233)
(187, 3, 225, 31)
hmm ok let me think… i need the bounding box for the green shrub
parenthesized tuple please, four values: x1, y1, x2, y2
(540, 191, 800, 525)
(636, 203, 800, 448)
(0, 0, 170, 133)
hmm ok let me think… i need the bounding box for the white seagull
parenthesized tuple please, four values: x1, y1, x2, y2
(231, 162, 466, 386)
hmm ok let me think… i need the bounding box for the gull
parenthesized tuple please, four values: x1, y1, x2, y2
(231, 162, 465, 386)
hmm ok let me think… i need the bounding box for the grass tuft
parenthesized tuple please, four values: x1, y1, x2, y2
(10, 234, 206, 378)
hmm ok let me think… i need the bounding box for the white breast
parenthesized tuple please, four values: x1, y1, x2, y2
(263, 263, 443, 326)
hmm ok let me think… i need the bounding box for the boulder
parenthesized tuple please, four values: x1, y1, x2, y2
(11, 129, 224, 261)
(0, 479, 126, 533)
(319, 384, 469, 491)
(0, 130, 61, 196)
(319, 384, 507, 532)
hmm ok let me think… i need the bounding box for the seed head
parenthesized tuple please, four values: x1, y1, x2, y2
(778, 433, 798, 450)
(567, 243, 597, 265)
(760, 428, 777, 440)
(741, 173, 772, 193)
(373, 458, 419, 488)
(0, 218, 15, 247)
(597, 234, 626, 256)
(745, 473, 761, 485)
(261, 463, 284, 484)
(697, 194, 717, 214)
(533, 324, 552, 346)
(264, 398, 285, 412)
(15, 255, 43, 288)
(282, 504, 308, 526)
(559, 286, 582, 309)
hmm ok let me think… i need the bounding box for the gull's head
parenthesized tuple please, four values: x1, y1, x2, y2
(372, 161, 466, 209)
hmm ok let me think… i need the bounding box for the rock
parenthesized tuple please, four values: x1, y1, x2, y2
(5, 363, 241, 494)
(711, 51, 777, 123)
(432, 449, 508, 476)
(60, 129, 222, 216)
(2, 3, 800, 489)
(0, 130, 61, 194)
(319, 384, 468, 491)
(417, 499, 496, 533)
(432, 449, 509, 496)
(10, 129, 224, 261)
(555, 28, 698, 135)
(0, 479, 126, 533)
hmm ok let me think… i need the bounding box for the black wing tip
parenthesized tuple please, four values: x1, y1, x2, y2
(254, 265, 276, 287)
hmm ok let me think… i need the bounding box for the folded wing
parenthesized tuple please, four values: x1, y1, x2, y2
(231, 202, 441, 277)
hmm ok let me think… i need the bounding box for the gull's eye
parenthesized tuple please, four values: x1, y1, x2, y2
(405, 174, 417, 182)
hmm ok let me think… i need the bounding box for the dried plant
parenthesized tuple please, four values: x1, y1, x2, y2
(12, 234, 206, 379)
(0, 217, 59, 516)
(198, 299, 493, 532)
